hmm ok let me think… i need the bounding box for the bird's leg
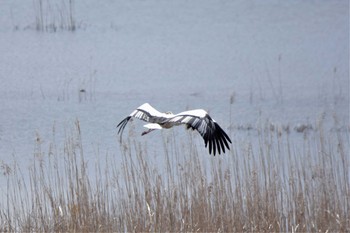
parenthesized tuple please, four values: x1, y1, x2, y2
(141, 128, 155, 136)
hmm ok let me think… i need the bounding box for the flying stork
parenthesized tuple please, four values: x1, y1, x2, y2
(117, 103, 232, 156)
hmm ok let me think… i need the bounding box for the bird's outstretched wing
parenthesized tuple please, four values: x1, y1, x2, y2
(117, 103, 170, 136)
(168, 109, 232, 155)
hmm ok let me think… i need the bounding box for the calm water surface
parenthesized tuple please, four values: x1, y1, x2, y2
(0, 0, 348, 194)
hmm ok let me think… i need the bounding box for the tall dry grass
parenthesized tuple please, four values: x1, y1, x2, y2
(34, 0, 76, 32)
(0, 115, 348, 232)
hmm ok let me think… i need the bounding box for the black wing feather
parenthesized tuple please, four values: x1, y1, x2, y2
(199, 118, 231, 156)
(117, 116, 131, 134)
(215, 135, 221, 155)
(170, 113, 232, 155)
(208, 136, 213, 155)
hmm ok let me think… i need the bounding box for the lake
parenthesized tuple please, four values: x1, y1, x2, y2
(0, 0, 348, 202)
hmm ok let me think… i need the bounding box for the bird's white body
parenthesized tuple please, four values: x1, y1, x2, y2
(117, 103, 231, 155)
(143, 123, 163, 130)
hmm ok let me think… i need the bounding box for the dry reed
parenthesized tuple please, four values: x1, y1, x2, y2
(0, 115, 348, 232)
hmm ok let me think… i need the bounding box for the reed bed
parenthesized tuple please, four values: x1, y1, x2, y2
(0, 116, 348, 232)
(33, 0, 76, 32)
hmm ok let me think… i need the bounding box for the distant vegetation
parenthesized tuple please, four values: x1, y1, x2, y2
(34, 0, 76, 32)
(0, 112, 348, 232)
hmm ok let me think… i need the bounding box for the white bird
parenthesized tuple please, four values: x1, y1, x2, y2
(117, 103, 232, 156)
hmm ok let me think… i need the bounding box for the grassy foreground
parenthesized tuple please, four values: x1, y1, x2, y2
(0, 119, 349, 232)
